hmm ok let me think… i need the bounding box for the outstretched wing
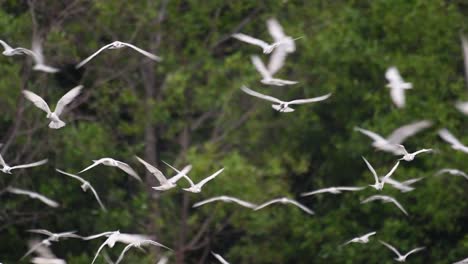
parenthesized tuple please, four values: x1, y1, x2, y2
(438, 128, 463, 146)
(390, 198, 408, 216)
(385, 67, 404, 83)
(268, 45, 288, 75)
(23, 90, 51, 114)
(285, 198, 315, 215)
(289, 93, 332, 105)
(362, 157, 379, 184)
(76, 43, 114, 68)
(354, 127, 387, 143)
(196, 168, 224, 188)
(266, 18, 286, 42)
(136, 156, 167, 184)
(254, 199, 281, 211)
(387, 120, 432, 144)
(120, 42, 162, 61)
(382, 161, 400, 182)
(379, 240, 402, 258)
(54, 85, 83, 116)
(116, 161, 142, 182)
(403, 247, 425, 258)
(232, 33, 269, 50)
(240, 86, 282, 104)
(10, 159, 48, 170)
(212, 251, 230, 264)
(251, 55, 271, 79)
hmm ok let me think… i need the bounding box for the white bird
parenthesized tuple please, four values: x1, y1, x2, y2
(27, 229, 82, 241)
(438, 128, 468, 154)
(361, 195, 408, 215)
(396, 145, 433, 161)
(454, 256, 468, 264)
(115, 239, 172, 264)
(78, 158, 141, 181)
(362, 157, 400, 190)
(135, 157, 192, 190)
(76, 41, 161, 68)
(22, 85, 83, 129)
(385, 66, 412, 108)
(26, 238, 66, 264)
(183, 168, 224, 193)
(28, 36, 59, 73)
(6, 187, 58, 208)
(266, 18, 296, 53)
(241, 85, 331, 113)
(56, 169, 106, 211)
(354, 120, 432, 155)
(251, 55, 298, 86)
(193, 195, 257, 209)
(342, 231, 376, 246)
(0, 153, 47, 174)
(436, 169, 468, 180)
(0, 39, 32, 56)
(212, 252, 230, 264)
(300, 186, 366, 197)
(379, 240, 425, 262)
(254, 197, 314, 215)
(232, 33, 278, 54)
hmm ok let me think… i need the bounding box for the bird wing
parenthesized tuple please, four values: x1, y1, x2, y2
(136, 156, 167, 183)
(403, 247, 425, 258)
(76, 43, 114, 68)
(336, 186, 367, 191)
(0, 39, 13, 51)
(362, 231, 377, 239)
(389, 198, 408, 216)
(115, 243, 135, 264)
(162, 160, 194, 186)
(212, 252, 230, 264)
(115, 161, 141, 181)
(241, 85, 283, 104)
(251, 55, 272, 79)
(382, 161, 400, 182)
(8, 187, 59, 207)
(361, 195, 382, 204)
(88, 184, 107, 211)
(401, 177, 424, 185)
(362, 157, 379, 184)
(390, 87, 405, 108)
(385, 67, 404, 83)
(27, 239, 56, 258)
(34, 193, 60, 208)
(82, 231, 116, 240)
(0, 153, 6, 167)
(22, 90, 51, 114)
(379, 240, 402, 258)
(56, 169, 87, 184)
(27, 229, 54, 237)
(413, 148, 432, 156)
(21, 240, 49, 260)
(268, 45, 288, 75)
(192, 197, 223, 208)
(285, 199, 315, 214)
(438, 128, 463, 146)
(254, 198, 282, 210)
(120, 42, 162, 61)
(167, 164, 193, 184)
(78, 159, 105, 174)
(354, 127, 387, 143)
(91, 237, 111, 264)
(300, 188, 331, 197)
(196, 168, 224, 188)
(227, 197, 257, 208)
(266, 18, 286, 41)
(54, 85, 83, 116)
(232, 33, 269, 50)
(461, 35, 468, 87)
(10, 159, 48, 170)
(288, 93, 332, 105)
(386, 120, 432, 144)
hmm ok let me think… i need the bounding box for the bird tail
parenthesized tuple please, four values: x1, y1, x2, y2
(49, 120, 66, 129)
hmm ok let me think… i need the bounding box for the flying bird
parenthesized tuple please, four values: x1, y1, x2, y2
(385, 67, 413, 108)
(300, 186, 366, 197)
(212, 252, 230, 264)
(436, 169, 468, 180)
(0, 153, 47, 174)
(232, 33, 278, 54)
(362, 157, 400, 190)
(26, 238, 66, 264)
(135, 157, 192, 190)
(251, 55, 298, 86)
(56, 169, 106, 211)
(115, 239, 172, 264)
(255, 197, 314, 215)
(379, 240, 425, 262)
(193, 195, 257, 209)
(241, 85, 331, 113)
(342, 231, 376, 246)
(29, 36, 59, 73)
(183, 168, 224, 193)
(27, 230, 81, 241)
(438, 128, 468, 154)
(6, 187, 59, 208)
(0, 39, 32, 56)
(78, 158, 141, 181)
(354, 120, 432, 155)
(396, 145, 433, 161)
(361, 195, 408, 215)
(23, 85, 83, 129)
(76, 41, 161, 68)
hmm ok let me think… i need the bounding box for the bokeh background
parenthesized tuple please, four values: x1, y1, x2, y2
(0, 0, 467, 263)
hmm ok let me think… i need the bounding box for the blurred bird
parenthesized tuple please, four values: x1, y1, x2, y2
(362, 157, 400, 190)
(255, 197, 314, 215)
(115, 239, 172, 264)
(342, 231, 376, 246)
(212, 252, 230, 264)
(6, 187, 58, 208)
(27, 238, 66, 264)
(0, 153, 47, 174)
(385, 66, 412, 108)
(193, 195, 257, 209)
(251, 55, 297, 86)
(135, 157, 192, 191)
(379, 240, 425, 262)
(241, 85, 331, 112)
(354, 120, 432, 155)
(436, 169, 468, 180)
(23, 85, 83, 129)
(361, 195, 408, 215)
(381, 177, 423, 193)
(0, 39, 33, 56)
(76, 41, 161, 68)
(79, 158, 141, 181)
(183, 168, 225, 193)
(301, 186, 366, 197)
(396, 145, 433, 161)
(438, 128, 468, 153)
(22, 231, 80, 260)
(29, 36, 59, 73)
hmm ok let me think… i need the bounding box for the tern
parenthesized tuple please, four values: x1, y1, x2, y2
(342, 231, 376, 246)
(0, 39, 32, 56)
(56, 169, 106, 211)
(76, 41, 161, 68)
(6, 187, 58, 208)
(251, 55, 297, 86)
(22, 231, 80, 260)
(23, 85, 83, 129)
(362, 157, 400, 190)
(27, 238, 66, 264)
(255, 197, 314, 215)
(0, 153, 47, 174)
(379, 240, 425, 262)
(396, 145, 433, 161)
(182, 168, 224, 193)
(115, 239, 172, 264)
(436, 169, 468, 180)
(79, 158, 141, 181)
(438, 128, 468, 153)
(212, 252, 230, 264)
(135, 157, 192, 190)
(241, 85, 331, 112)
(300, 186, 366, 197)
(385, 67, 412, 108)
(361, 195, 408, 215)
(354, 120, 432, 155)
(193, 195, 257, 209)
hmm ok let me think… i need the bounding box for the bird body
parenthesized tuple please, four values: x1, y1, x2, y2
(342, 231, 376, 246)
(385, 67, 412, 108)
(193, 195, 257, 209)
(379, 240, 424, 262)
(362, 157, 400, 190)
(397, 145, 433, 161)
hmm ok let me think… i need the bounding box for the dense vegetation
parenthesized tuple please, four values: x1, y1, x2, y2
(0, 1, 467, 263)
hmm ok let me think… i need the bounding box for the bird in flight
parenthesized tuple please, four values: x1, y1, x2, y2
(396, 145, 433, 161)
(22, 231, 80, 260)
(300, 186, 366, 197)
(379, 240, 425, 262)
(6, 187, 59, 208)
(342, 231, 376, 246)
(255, 197, 314, 215)
(135, 157, 192, 191)
(182, 168, 225, 193)
(76, 41, 162, 68)
(436, 169, 468, 180)
(362, 157, 400, 190)
(115, 239, 172, 264)
(23, 85, 83, 129)
(0, 153, 47, 174)
(193, 195, 257, 209)
(79, 158, 141, 182)
(438, 128, 468, 154)
(241, 85, 331, 113)
(251, 55, 298, 86)
(26, 238, 66, 264)
(385, 66, 413, 108)
(361, 195, 408, 215)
